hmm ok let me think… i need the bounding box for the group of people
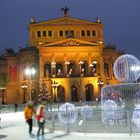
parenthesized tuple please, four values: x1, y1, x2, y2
(24, 101, 46, 136)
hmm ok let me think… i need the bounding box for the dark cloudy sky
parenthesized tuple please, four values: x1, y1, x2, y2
(0, 0, 140, 59)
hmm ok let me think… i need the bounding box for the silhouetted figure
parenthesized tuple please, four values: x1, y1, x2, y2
(14, 103, 18, 112)
(61, 6, 69, 16)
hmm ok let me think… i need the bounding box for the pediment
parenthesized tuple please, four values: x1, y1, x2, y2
(42, 38, 99, 47)
(32, 17, 98, 26)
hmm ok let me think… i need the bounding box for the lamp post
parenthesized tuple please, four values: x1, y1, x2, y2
(79, 61, 84, 76)
(25, 67, 36, 101)
(51, 81, 59, 102)
(0, 85, 6, 104)
(97, 79, 104, 93)
(65, 61, 70, 77)
(21, 83, 28, 104)
(51, 61, 56, 77)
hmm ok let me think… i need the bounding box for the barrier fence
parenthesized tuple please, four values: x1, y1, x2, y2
(0, 102, 140, 135)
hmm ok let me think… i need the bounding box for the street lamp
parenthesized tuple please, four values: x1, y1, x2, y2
(51, 61, 56, 77)
(0, 85, 6, 104)
(97, 79, 104, 93)
(65, 61, 70, 77)
(51, 81, 59, 102)
(25, 67, 36, 101)
(79, 61, 84, 76)
(21, 83, 28, 104)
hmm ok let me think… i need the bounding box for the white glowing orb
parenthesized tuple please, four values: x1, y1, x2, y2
(113, 54, 140, 82)
(102, 100, 118, 112)
(58, 103, 78, 124)
(81, 105, 93, 119)
(102, 99, 118, 122)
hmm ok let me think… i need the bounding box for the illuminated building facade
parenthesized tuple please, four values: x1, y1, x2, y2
(0, 8, 124, 104)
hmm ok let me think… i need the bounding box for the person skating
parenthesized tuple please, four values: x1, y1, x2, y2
(36, 102, 46, 136)
(24, 101, 36, 135)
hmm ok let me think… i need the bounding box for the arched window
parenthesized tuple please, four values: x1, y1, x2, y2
(104, 63, 109, 78)
(44, 63, 51, 77)
(79, 60, 88, 75)
(89, 60, 99, 76)
(85, 84, 94, 101)
(31, 64, 37, 80)
(71, 86, 78, 102)
(56, 63, 63, 77)
(9, 65, 17, 82)
(67, 61, 76, 76)
(23, 65, 27, 80)
(57, 85, 65, 102)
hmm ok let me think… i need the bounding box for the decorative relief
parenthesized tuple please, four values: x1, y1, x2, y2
(61, 40, 80, 46)
(46, 38, 98, 47)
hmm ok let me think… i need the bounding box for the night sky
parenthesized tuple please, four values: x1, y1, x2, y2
(0, 0, 140, 59)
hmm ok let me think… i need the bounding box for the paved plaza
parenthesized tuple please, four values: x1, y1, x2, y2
(1, 112, 140, 140)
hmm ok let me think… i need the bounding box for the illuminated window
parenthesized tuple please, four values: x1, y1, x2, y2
(48, 31, 52, 37)
(23, 65, 27, 80)
(37, 31, 41, 37)
(31, 64, 37, 80)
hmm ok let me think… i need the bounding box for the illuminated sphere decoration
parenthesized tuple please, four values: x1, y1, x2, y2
(132, 105, 140, 128)
(81, 105, 93, 119)
(102, 99, 118, 123)
(113, 54, 140, 83)
(102, 99, 118, 113)
(58, 103, 78, 124)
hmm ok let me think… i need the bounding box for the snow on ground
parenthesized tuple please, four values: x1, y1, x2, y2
(1, 112, 24, 121)
(1, 112, 140, 140)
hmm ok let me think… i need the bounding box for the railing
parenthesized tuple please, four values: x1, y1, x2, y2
(1, 102, 140, 135)
(0, 101, 100, 113)
(0, 104, 26, 113)
(42, 108, 140, 136)
(36, 102, 140, 135)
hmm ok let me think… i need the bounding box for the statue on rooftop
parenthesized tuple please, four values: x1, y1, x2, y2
(61, 6, 69, 17)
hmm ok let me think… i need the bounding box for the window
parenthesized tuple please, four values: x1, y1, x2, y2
(59, 31, 63, 36)
(71, 30, 74, 37)
(48, 31, 52, 37)
(104, 63, 109, 77)
(43, 31, 46, 37)
(81, 30, 85, 36)
(37, 31, 41, 37)
(87, 30, 90, 36)
(92, 30, 96, 36)
(65, 30, 68, 36)
(66, 30, 74, 38)
(31, 64, 37, 80)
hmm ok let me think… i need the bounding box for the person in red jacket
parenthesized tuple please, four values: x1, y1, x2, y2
(36, 102, 46, 136)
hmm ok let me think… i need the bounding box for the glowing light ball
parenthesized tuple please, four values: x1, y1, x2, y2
(113, 54, 140, 83)
(102, 99, 118, 113)
(102, 99, 118, 123)
(132, 105, 140, 127)
(81, 105, 93, 119)
(58, 103, 78, 124)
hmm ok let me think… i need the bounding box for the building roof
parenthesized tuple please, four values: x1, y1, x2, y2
(29, 16, 103, 27)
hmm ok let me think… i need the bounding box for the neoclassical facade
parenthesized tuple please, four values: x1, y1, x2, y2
(0, 10, 123, 104)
